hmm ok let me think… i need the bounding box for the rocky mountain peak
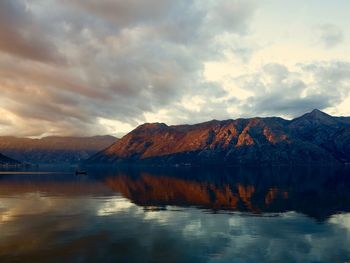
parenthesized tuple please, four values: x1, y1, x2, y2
(290, 109, 337, 127)
(308, 109, 332, 119)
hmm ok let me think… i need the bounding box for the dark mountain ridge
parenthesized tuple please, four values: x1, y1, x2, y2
(0, 153, 20, 165)
(0, 135, 117, 164)
(88, 110, 350, 165)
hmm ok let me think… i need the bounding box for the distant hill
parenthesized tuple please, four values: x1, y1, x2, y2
(0, 153, 20, 165)
(88, 110, 350, 165)
(0, 136, 117, 164)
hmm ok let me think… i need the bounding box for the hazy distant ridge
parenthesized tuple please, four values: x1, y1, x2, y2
(0, 153, 20, 165)
(0, 135, 117, 164)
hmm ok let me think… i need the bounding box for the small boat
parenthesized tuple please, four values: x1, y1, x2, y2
(75, 170, 87, 175)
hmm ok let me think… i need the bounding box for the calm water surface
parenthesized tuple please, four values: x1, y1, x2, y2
(0, 166, 350, 263)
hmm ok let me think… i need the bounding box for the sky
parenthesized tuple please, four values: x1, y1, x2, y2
(0, 0, 349, 137)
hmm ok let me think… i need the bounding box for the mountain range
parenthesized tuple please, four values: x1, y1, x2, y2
(0, 136, 117, 164)
(88, 110, 350, 165)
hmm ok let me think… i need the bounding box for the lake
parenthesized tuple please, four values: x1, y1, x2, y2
(0, 166, 350, 263)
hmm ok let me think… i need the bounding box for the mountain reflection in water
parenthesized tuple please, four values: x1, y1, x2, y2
(0, 166, 350, 263)
(101, 166, 350, 220)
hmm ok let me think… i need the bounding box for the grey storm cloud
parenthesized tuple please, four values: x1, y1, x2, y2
(0, 0, 349, 137)
(0, 0, 65, 64)
(0, 0, 257, 136)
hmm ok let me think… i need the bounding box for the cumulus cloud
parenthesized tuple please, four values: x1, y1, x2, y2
(233, 61, 350, 118)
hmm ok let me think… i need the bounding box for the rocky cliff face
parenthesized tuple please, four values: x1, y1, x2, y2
(88, 110, 350, 165)
(0, 136, 117, 164)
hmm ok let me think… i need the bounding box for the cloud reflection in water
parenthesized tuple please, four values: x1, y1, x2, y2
(0, 167, 349, 263)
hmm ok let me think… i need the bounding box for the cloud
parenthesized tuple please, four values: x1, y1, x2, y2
(207, 0, 257, 34)
(233, 61, 350, 118)
(0, 0, 65, 64)
(0, 0, 349, 137)
(317, 24, 344, 48)
(0, 0, 257, 137)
